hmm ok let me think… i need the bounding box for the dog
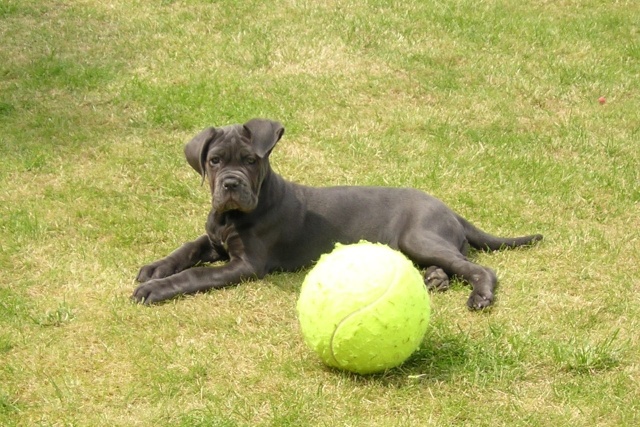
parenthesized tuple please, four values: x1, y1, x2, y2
(133, 118, 542, 309)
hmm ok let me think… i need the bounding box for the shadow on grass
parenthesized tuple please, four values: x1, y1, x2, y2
(329, 328, 476, 387)
(326, 313, 536, 388)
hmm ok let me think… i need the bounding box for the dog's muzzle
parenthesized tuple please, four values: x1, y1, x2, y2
(213, 173, 258, 213)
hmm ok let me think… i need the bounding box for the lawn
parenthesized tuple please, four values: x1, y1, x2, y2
(1, 0, 639, 425)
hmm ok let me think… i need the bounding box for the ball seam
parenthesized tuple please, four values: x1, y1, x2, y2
(327, 256, 401, 370)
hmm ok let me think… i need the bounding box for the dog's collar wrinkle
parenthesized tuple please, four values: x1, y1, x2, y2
(213, 210, 244, 226)
(253, 169, 285, 211)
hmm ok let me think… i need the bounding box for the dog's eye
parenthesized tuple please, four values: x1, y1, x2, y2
(245, 157, 257, 165)
(209, 156, 221, 166)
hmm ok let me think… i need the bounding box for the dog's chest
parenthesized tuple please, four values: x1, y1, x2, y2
(205, 210, 241, 254)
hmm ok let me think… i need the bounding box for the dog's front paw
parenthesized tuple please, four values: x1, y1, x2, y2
(424, 266, 450, 291)
(467, 290, 494, 310)
(136, 259, 179, 282)
(131, 278, 178, 305)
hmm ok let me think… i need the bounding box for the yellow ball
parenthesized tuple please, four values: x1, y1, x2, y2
(297, 241, 431, 374)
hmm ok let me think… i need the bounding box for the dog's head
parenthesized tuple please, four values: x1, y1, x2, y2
(184, 118, 284, 213)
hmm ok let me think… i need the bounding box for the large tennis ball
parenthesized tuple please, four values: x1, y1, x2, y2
(297, 241, 431, 374)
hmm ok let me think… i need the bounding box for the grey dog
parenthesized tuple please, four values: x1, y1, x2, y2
(133, 118, 542, 309)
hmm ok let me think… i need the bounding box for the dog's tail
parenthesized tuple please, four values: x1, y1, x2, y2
(458, 215, 543, 251)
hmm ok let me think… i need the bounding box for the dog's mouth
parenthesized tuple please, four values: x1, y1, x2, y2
(214, 195, 254, 213)
(212, 176, 258, 213)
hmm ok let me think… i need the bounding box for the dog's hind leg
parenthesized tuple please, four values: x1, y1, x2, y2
(399, 234, 497, 310)
(423, 266, 451, 291)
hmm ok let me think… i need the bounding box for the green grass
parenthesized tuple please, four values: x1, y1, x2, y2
(1, 0, 639, 425)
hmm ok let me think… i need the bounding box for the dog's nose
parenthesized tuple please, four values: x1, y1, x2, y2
(222, 177, 241, 191)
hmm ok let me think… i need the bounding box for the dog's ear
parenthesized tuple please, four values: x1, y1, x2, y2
(243, 118, 285, 158)
(184, 127, 217, 177)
